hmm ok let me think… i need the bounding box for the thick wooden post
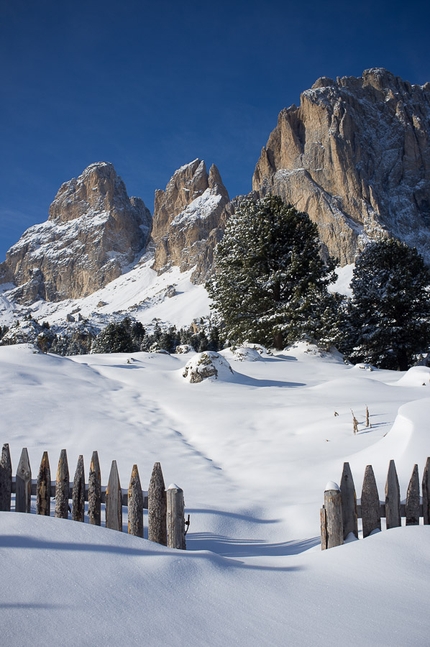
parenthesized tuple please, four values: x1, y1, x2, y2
(148, 462, 167, 545)
(385, 459, 401, 529)
(105, 460, 122, 531)
(36, 451, 51, 516)
(167, 484, 186, 550)
(72, 455, 85, 522)
(422, 457, 430, 525)
(16, 448, 32, 513)
(320, 506, 328, 550)
(0, 443, 12, 511)
(361, 465, 381, 538)
(55, 449, 69, 519)
(88, 451, 101, 526)
(340, 462, 358, 539)
(128, 464, 144, 538)
(323, 481, 343, 549)
(406, 464, 420, 525)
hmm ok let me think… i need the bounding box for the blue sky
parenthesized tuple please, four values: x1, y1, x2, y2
(1, 0, 430, 261)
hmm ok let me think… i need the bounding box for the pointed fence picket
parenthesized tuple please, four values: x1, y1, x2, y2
(321, 458, 430, 549)
(0, 444, 187, 550)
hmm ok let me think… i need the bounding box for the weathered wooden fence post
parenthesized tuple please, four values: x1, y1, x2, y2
(361, 465, 381, 538)
(105, 460, 122, 531)
(72, 455, 85, 522)
(406, 464, 420, 525)
(128, 464, 144, 538)
(148, 462, 167, 546)
(55, 449, 70, 519)
(16, 448, 31, 513)
(340, 462, 358, 539)
(88, 451, 101, 526)
(385, 459, 401, 529)
(0, 443, 12, 511)
(166, 484, 186, 550)
(422, 457, 430, 525)
(321, 481, 343, 549)
(37, 451, 51, 516)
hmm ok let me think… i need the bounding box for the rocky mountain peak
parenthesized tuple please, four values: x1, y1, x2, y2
(0, 162, 152, 303)
(253, 68, 430, 264)
(151, 159, 230, 282)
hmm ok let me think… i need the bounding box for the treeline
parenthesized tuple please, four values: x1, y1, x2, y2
(0, 315, 224, 356)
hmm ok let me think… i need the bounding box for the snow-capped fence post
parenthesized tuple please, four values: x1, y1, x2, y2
(148, 462, 167, 546)
(385, 460, 401, 529)
(321, 482, 343, 550)
(105, 460, 122, 531)
(16, 447, 31, 513)
(72, 455, 85, 522)
(0, 443, 12, 511)
(166, 484, 186, 550)
(406, 464, 420, 525)
(340, 462, 358, 539)
(55, 449, 70, 519)
(128, 464, 144, 538)
(361, 465, 381, 538)
(88, 450, 101, 526)
(37, 451, 51, 516)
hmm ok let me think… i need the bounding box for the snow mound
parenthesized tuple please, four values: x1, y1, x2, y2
(182, 351, 235, 383)
(232, 346, 264, 362)
(283, 341, 344, 362)
(394, 365, 430, 387)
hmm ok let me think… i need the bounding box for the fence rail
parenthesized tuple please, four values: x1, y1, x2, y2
(0, 443, 187, 549)
(320, 458, 430, 549)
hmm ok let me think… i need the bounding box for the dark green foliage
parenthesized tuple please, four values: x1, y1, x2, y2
(50, 330, 95, 356)
(91, 317, 136, 354)
(0, 325, 8, 341)
(345, 239, 430, 370)
(207, 194, 337, 349)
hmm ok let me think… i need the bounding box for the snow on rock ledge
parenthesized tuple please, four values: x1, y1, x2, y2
(182, 351, 234, 383)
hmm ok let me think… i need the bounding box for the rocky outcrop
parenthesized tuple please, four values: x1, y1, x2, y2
(0, 162, 152, 302)
(253, 68, 430, 264)
(151, 159, 230, 282)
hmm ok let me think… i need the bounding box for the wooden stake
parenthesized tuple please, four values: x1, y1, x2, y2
(16, 448, 31, 513)
(36, 451, 51, 516)
(340, 462, 358, 539)
(385, 459, 401, 529)
(166, 484, 186, 550)
(106, 460, 122, 531)
(128, 464, 144, 538)
(422, 457, 430, 525)
(72, 455, 85, 522)
(55, 449, 69, 519)
(323, 482, 343, 548)
(361, 465, 381, 538)
(148, 462, 167, 545)
(406, 464, 420, 525)
(0, 443, 12, 511)
(88, 451, 101, 526)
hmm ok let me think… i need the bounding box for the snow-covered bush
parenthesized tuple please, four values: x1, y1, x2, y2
(182, 351, 234, 383)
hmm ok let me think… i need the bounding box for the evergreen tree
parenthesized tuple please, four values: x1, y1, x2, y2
(206, 194, 337, 349)
(92, 318, 135, 353)
(345, 239, 430, 370)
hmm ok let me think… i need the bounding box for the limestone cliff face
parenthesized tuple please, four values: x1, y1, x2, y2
(253, 68, 430, 264)
(151, 159, 230, 282)
(0, 162, 151, 302)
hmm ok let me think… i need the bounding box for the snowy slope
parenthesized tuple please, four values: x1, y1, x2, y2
(1, 341, 430, 645)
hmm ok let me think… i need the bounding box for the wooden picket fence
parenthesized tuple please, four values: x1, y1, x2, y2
(0, 443, 187, 550)
(321, 458, 430, 549)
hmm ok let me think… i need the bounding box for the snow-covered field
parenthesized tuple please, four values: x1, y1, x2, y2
(1, 337, 430, 645)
